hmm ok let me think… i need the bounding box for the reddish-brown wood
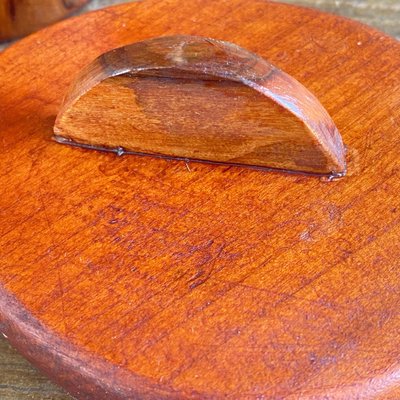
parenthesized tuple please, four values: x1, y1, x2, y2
(1, 1, 400, 399)
(54, 35, 346, 177)
(0, 0, 89, 41)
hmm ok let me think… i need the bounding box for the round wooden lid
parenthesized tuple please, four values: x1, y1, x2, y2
(1, 1, 400, 399)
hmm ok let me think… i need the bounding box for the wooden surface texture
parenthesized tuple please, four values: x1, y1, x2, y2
(0, 0, 89, 41)
(1, 0, 400, 399)
(284, 0, 400, 40)
(54, 35, 346, 176)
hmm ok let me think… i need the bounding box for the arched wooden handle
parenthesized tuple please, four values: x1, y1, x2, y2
(54, 35, 346, 177)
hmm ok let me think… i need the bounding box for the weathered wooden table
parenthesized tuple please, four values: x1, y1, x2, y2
(0, 0, 398, 398)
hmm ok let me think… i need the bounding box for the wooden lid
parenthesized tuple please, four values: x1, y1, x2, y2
(1, 1, 400, 399)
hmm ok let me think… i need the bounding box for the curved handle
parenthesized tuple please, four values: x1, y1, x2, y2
(54, 35, 346, 177)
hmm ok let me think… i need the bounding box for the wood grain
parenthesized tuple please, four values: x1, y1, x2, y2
(0, 337, 68, 399)
(0, 0, 89, 41)
(1, 0, 400, 399)
(283, 0, 400, 40)
(55, 35, 346, 176)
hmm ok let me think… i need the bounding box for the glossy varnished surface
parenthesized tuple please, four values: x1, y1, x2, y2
(55, 35, 346, 176)
(1, 0, 400, 399)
